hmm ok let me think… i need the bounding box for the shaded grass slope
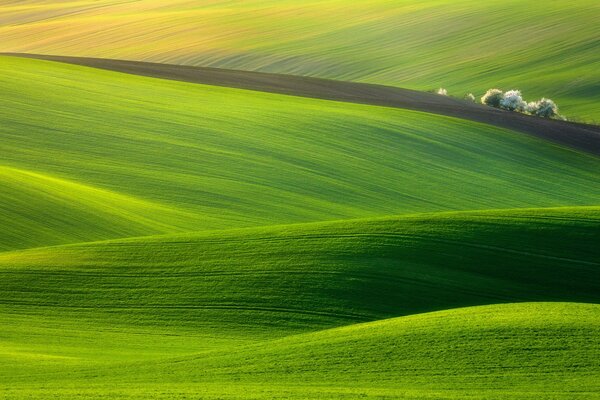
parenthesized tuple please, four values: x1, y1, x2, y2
(2, 56, 600, 249)
(1, 1, 598, 120)
(2, 303, 599, 399)
(1, 207, 598, 355)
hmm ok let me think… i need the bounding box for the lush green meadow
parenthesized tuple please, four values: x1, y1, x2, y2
(1, 208, 599, 399)
(0, 55, 599, 398)
(2, 0, 599, 120)
(2, 303, 599, 399)
(2, 56, 600, 250)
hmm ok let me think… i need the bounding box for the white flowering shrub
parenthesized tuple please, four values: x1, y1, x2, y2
(481, 89, 503, 108)
(500, 90, 527, 112)
(465, 93, 476, 102)
(436, 88, 448, 96)
(527, 98, 559, 118)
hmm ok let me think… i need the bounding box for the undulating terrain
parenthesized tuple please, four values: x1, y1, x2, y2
(1, 0, 599, 120)
(0, 2, 599, 399)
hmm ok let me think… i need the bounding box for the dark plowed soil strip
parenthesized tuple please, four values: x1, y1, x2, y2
(5, 53, 600, 156)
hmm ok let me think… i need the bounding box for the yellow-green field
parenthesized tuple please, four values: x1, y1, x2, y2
(0, 5, 599, 396)
(2, 0, 599, 120)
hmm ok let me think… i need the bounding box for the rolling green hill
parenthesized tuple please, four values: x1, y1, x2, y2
(2, 0, 599, 120)
(2, 206, 599, 335)
(1, 208, 599, 398)
(0, 48, 598, 398)
(2, 55, 600, 250)
(122, 302, 600, 400)
(0, 165, 204, 250)
(2, 302, 599, 399)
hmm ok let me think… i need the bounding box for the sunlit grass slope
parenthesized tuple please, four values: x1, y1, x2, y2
(2, 56, 600, 250)
(1, 207, 598, 368)
(2, 303, 599, 399)
(0, 165, 204, 250)
(118, 303, 600, 400)
(2, 1, 598, 120)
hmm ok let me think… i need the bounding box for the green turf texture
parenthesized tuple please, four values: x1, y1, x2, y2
(2, 56, 600, 250)
(1, 208, 599, 399)
(2, 206, 599, 336)
(0, 56, 599, 398)
(2, 0, 599, 120)
(3, 303, 599, 399)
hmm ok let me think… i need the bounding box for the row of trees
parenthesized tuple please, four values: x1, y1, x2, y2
(480, 89, 560, 119)
(436, 88, 563, 119)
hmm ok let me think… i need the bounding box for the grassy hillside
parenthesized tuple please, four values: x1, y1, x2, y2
(125, 303, 600, 399)
(1, 207, 598, 387)
(2, 206, 599, 330)
(2, 1, 599, 120)
(0, 165, 204, 250)
(2, 56, 600, 250)
(2, 302, 599, 399)
(0, 36, 598, 398)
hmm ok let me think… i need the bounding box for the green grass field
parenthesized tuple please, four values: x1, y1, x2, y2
(2, 0, 599, 120)
(0, 54, 599, 398)
(2, 56, 600, 250)
(1, 208, 599, 399)
(3, 303, 598, 399)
